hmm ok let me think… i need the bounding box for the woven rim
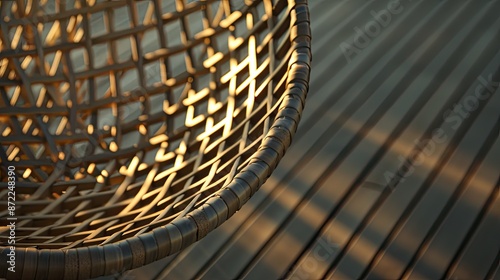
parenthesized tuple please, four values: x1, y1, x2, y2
(0, 0, 310, 278)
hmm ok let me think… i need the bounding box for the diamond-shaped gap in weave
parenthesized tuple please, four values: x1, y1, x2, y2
(0, 0, 293, 249)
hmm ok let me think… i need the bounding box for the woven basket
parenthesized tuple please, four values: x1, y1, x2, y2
(0, 0, 311, 278)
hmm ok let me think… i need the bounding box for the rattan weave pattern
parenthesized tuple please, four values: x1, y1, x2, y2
(0, 0, 310, 278)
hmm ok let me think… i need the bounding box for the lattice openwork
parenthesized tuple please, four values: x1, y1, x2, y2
(0, 0, 310, 278)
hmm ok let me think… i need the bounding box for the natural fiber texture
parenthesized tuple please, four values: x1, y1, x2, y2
(0, 0, 310, 278)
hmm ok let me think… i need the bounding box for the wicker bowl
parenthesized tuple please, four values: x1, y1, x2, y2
(0, 0, 310, 278)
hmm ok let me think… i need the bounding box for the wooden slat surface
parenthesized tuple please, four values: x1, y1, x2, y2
(120, 1, 500, 279)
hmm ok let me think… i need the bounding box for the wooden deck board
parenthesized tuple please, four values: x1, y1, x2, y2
(447, 189, 499, 280)
(324, 3, 500, 279)
(283, 33, 497, 278)
(330, 85, 500, 280)
(406, 135, 500, 279)
(121, 1, 500, 279)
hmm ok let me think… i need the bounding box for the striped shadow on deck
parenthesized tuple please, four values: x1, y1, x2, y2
(121, 0, 500, 279)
